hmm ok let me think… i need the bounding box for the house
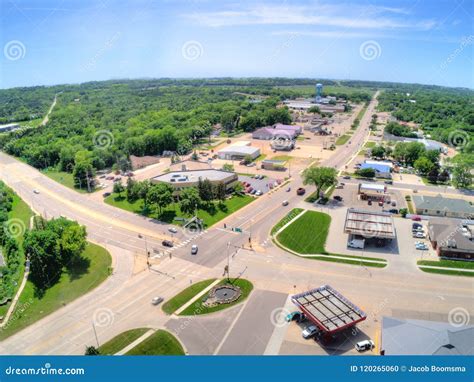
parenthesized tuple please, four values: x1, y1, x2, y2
(217, 143, 260, 160)
(412, 195, 474, 219)
(381, 317, 473, 355)
(428, 218, 474, 260)
(359, 162, 392, 179)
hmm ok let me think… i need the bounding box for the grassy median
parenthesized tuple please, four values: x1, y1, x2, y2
(162, 279, 217, 315)
(126, 330, 185, 355)
(99, 328, 149, 355)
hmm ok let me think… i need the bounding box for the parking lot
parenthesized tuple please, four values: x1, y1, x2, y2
(239, 174, 280, 195)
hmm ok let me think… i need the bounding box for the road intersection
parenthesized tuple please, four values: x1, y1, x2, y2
(0, 92, 472, 355)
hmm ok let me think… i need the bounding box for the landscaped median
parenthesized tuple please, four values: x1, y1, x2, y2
(417, 260, 474, 277)
(163, 278, 254, 317)
(272, 209, 387, 268)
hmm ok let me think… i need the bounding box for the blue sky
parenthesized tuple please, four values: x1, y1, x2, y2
(1, 0, 473, 89)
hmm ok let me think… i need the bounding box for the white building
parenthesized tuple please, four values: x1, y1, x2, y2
(217, 143, 260, 160)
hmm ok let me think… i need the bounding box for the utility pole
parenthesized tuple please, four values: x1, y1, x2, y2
(92, 321, 100, 348)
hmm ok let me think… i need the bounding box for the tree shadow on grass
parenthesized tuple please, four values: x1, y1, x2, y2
(65, 256, 91, 282)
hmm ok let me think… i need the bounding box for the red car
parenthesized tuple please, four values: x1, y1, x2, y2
(296, 187, 306, 196)
(411, 215, 422, 221)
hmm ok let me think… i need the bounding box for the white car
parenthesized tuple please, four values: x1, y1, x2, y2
(151, 296, 164, 305)
(414, 232, 426, 239)
(168, 227, 178, 234)
(282, 200, 289, 206)
(191, 244, 198, 255)
(355, 339, 374, 352)
(302, 325, 319, 339)
(33, 189, 40, 194)
(255, 190, 262, 196)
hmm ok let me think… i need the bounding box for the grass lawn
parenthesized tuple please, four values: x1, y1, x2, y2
(0, 242, 112, 340)
(126, 330, 184, 355)
(99, 328, 149, 355)
(418, 260, 474, 270)
(277, 211, 331, 254)
(269, 155, 292, 161)
(42, 169, 95, 193)
(255, 154, 267, 161)
(271, 208, 304, 235)
(180, 278, 253, 316)
(418, 268, 473, 277)
(364, 141, 376, 149)
(162, 279, 216, 315)
(0, 194, 34, 318)
(275, 210, 386, 268)
(335, 135, 351, 145)
(104, 193, 254, 228)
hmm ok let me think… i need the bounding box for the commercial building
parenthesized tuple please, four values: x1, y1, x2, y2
(428, 218, 474, 260)
(283, 99, 345, 113)
(272, 123, 303, 135)
(252, 127, 297, 141)
(152, 169, 238, 193)
(358, 183, 389, 202)
(344, 208, 396, 247)
(260, 159, 286, 171)
(381, 317, 474, 355)
(359, 161, 392, 179)
(217, 142, 260, 160)
(412, 194, 474, 219)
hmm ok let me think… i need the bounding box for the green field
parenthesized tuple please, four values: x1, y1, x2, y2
(335, 135, 351, 145)
(0, 242, 112, 339)
(180, 278, 253, 316)
(126, 330, 185, 355)
(99, 328, 149, 355)
(162, 279, 217, 315)
(105, 193, 254, 228)
(42, 169, 95, 193)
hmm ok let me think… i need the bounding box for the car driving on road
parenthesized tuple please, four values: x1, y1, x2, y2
(191, 244, 198, 255)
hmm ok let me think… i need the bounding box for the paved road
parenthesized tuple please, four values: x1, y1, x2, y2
(0, 91, 472, 355)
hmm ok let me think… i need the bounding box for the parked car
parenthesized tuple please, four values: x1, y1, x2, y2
(411, 215, 422, 221)
(343, 175, 351, 180)
(391, 201, 397, 206)
(415, 243, 428, 250)
(384, 180, 393, 185)
(255, 190, 262, 196)
(378, 201, 384, 206)
(412, 223, 423, 230)
(368, 200, 372, 205)
(335, 184, 343, 189)
(296, 187, 306, 195)
(33, 189, 40, 194)
(389, 209, 398, 214)
(355, 340, 374, 352)
(168, 227, 178, 234)
(286, 311, 305, 323)
(302, 325, 319, 339)
(102, 192, 111, 197)
(151, 296, 164, 305)
(162, 240, 174, 248)
(251, 189, 257, 195)
(282, 200, 289, 206)
(413, 231, 426, 239)
(191, 244, 198, 255)
(286, 187, 291, 192)
(334, 195, 343, 201)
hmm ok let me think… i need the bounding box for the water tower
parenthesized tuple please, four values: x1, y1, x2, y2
(315, 83, 323, 103)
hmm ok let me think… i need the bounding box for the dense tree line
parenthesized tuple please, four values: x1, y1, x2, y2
(0, 181, 21, 302)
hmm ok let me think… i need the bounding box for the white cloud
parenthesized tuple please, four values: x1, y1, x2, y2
(183, 3, 435, 31)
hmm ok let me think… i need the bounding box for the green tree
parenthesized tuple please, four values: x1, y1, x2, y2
(85, 346, 100, 355)
(243, 155, 253, 165)
(371, 145, 385, 159)
(414, 157, 434, 175)
(113, 182, 125, 197)
(451, 162, 472, 189)
(214, 182, 227, 203)
(126, 177, 137, 201)
(59, 224, 87, 265)
(179, 187, 201, 216)
(197, 179, 214, 202)
(222, 163, 234, 172)
(356, 168, 376, 178)
(147, 183, 174, 214)
(308, 106, 321, 114)
(302, 167, 338, 198)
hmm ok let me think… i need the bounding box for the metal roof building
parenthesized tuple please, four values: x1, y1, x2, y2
(344, 208, 396, 239)
(381, 317, 474, 355)
(217, 144, 260, 160)
(291, 285, 366, 335)
(413, 194, 474, 220)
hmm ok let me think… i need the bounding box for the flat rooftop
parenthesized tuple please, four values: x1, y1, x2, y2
(153, 169, 235, 183)
(344, 208, 396, 239)
(291, 285, 366, 333)
(218, 145, 260, 154)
